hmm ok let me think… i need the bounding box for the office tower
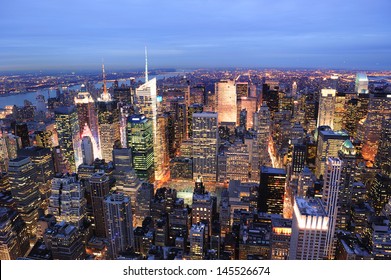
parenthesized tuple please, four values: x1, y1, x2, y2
(155, 114, 170, 181)
(335, 232, 372, 260)
(317, 89, 336, 129)
(322, 157, 342, 259)
(190, 85, 206, 105)
(0, 207, 30, 260)
(192, 112, 218, 181)
(344, 98, 360, 137)
(254, 102, 272, 167)
(112, 144, 132, 171)
(81, 136, 94, 165)
(289, 197, 329, 260)
(236, 82, 248, 98)
(126, 114, 154, 182)
(375, 118, 391, 177)
(97, 100, 120, 162)
(155, 217, 169, 247)
(104, 192, 134, 259)
(44, 221, 85, 260)
(169, 207, 191, 246)
(215, 80, 237, 125)
(292, 144, 306, 175)
(192, 178, 215, 233)
(237, 97, 257, 130)
(365, 216, 391, 259)
(291, 81, 297, 97)
(315, 128, 349, 178)
(337, 140, 357, 230)
(271, 217, 292, 260)
(54, 106, 81, 173)
(48, 174, 86, 228)
(189, 223, 206, 260)
(17, 146, 54, 209)
(170, 157, 193, 180)
(8, 156, 40, 237)
(259, 166, 286, 215)
(187, 104, 203, 138)
(135, 78, 162, 181)
(228, 180, 259, 213)
(226, 139, 250, 182)
(89, 171, 111, 237)
(355, 72, 369, 94)
(297, 166, 315, 197)
(333, 93, 346, 131)
(134, 182, 154, 227)
(370, 173, 391, 215)
(74, 91, 100, 155)
(219, 189, 230, 238)
(0, 133, 22, 172)
(262, 81, 279, 115)
(360, 93, 391, 164)
(304, 99, 318, 133)
(13, 122, 29, 148)
(34, 130, 53, 148)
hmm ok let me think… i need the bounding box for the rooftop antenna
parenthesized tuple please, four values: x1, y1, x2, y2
(102, 59, 109, 101)
(145, 46, 148, 83)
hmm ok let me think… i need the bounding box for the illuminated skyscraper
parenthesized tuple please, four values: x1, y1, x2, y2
(215, 80, 237, 125)
(259, 166, 286, 215)
(74, 91, 100, 156)
(89, 171, 111, 238)
(126, 114, 154, 182)
(317, 89, 336, 129)
(375, 118, 391, 177)
(289, 197, 329, 260)
(48, 174, 86, 228)
(355, 72, 369, 94)
(54, 106, 81, 173)
(226, 139, 251, 182)
(8, 156, 40, 237)
(81, 136, 94, 165)
(192, 112, 218, 181)
(254, 102, 272, 168)
(104, 192, 134, 259)
(322, 157, 342, 259)
(97, 100, 120, 163)
(189, 223, 206, 260)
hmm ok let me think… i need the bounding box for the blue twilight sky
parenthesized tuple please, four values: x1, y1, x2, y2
(1, 0, 391, 71)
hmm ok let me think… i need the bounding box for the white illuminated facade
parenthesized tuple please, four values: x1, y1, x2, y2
(355, 72, 369, 94)
(215, 80, 237, 125)
(317, 88, 336, 129)
(289, 197, 329, 260)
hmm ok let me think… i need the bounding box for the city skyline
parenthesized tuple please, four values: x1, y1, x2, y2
(1, 0, 391, 71)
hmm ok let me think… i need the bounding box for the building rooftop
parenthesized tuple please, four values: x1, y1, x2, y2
(261, 166, 286, 175)
(295, 197, 327, 217)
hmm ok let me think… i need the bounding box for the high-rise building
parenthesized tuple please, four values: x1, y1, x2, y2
(315, 128, 349, 178)
(375, 118, 391, 177)
(48, 174, 86, 228)
(89, 171, 111, 237)
(259, 166, 286, 215)
(192, 178, 215, 233)
(104, 192, 134, 259)
(189, 223, 206, 260)
(322, 157, 342, 259)
(54, 106, 81, 173)
(126, 114, 154, 182)
(317, 89, 336, 129)
(74, 91, 100, 156)
(0, 207, 30, 260)
(13, 122, 29, 148)
(215, 80, 237, 125)
(134, 182, 153, 227)
(297, 166, 315, 197)
(271, 217, 292, 260)
(226, 139, 250, 182)
(44, 221, 85, 260)
(192, 112, 219, 181)
(8, 156, 40, 237)
(289, 197, 329, 260)
(97, 100, 120, 162)
(254, 102, 272, 168)
(355, 72, 369, 94)
(81, 136, 94, 165)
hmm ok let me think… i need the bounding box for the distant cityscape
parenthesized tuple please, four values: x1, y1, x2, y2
(0, 59, 390, 260)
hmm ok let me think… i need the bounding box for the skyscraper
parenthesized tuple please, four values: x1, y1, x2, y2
(289, 197, 329, 260)
(48, 174, 86, 228)
(74, 91, 100, 156)
(8, 156, 40, 237)
(126, 114, 154, 182)
(215, 80, 237, 125)
(259, 166, 286, 215)
(192, 112, 219, 181)
(355, 72, 369, 94)
(189, 223, 206, 260)
(104, 192, 134, 259)
(97, 100, 120, 162)
(89, 171, 111, 238)
(322, 157, 342, 259)
(81, 136, 94, 165)
(54, 106, 81, 173)
(317, 89, 336, 129)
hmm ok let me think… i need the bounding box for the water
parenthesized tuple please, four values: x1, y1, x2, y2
(0, 72, 184, 108)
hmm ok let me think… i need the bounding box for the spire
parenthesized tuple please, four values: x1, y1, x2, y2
(145, 46, 148, 83)
(101, 60, 110, 101)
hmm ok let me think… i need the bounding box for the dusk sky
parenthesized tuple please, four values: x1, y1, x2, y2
(1, 0, 391, 71)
